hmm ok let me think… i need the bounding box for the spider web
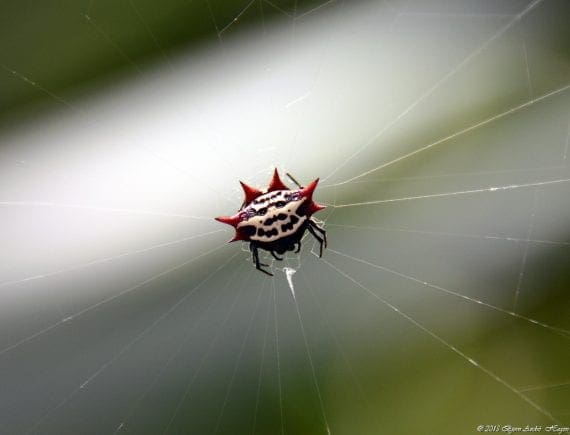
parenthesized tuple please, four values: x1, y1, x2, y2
(0, 0, 569, 434)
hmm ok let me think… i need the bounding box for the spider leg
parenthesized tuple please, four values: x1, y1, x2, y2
(309, 219, 327, 248)
(250, 244, 273, 276)
(285, 172, 303, 188)
(307, 224, 326, 258)
(294, 241, 301, 253)
(249, 243, 268, 265)
(271, 250, 284, 261)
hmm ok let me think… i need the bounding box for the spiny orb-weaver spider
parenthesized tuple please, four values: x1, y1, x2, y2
(215, 169, 327, 276)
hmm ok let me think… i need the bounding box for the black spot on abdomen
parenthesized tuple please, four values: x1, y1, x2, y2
(281, 215, 300, 233)
(264, 213, 288, 226)
(258, 227, 278, 238)
(241, 225, 256, 237)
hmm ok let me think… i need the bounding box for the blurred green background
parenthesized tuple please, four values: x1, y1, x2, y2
(0, 0, 335, 125)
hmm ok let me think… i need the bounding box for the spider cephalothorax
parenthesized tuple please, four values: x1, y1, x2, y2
(215, 169, 327, 276)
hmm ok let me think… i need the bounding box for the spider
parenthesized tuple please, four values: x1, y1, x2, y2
(215, 169, 327, 276)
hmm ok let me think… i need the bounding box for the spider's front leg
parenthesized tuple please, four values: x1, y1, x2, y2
(308, 219, 327, 257)
(270, 251, 284, 261)
(250, 243, 273, 276)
